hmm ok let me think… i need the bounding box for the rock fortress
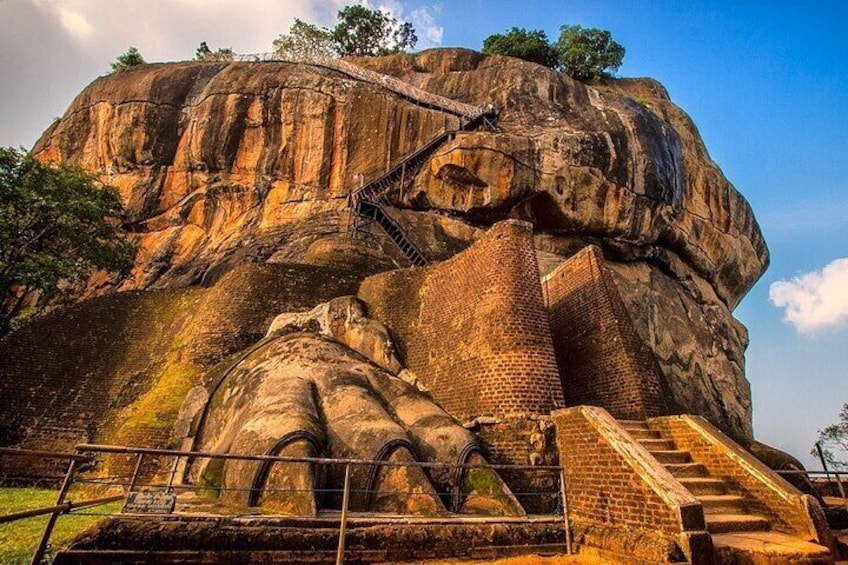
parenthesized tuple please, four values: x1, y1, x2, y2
(1, 48, 843, 564)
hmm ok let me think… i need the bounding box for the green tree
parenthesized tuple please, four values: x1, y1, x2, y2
(554, 25, 625, 81)
(195, 41, 234, 62)
(273, 18, 338, 60)
(813, 403, 848, 470)
(111, 46, 145, 71)
(481, 28, 558, 68)
(0, 147, 136, 337)
(331, 5, 416, 57)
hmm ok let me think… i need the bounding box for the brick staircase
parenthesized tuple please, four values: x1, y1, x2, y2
(619, 419, 833, 564)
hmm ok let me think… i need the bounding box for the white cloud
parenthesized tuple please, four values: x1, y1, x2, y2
(0, 0, 443, 148)
(769, 258, 848, 334)
(409, 5, 443, 47)
(57, 6, 92, 40)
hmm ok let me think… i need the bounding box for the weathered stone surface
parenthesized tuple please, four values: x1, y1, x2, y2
(57, 515, 567, 564)
(190, 330, 521, 516)
(0, 263, 361, 469)
(266, 296, 403, 374)
(29, 49, 767, 440)
(33, 50, 766, 307)
(607, 260, 753, 438)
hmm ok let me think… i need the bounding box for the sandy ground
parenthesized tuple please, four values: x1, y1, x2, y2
(387, 555, 585, 565)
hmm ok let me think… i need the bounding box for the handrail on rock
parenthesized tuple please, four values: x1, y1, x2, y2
(231, 51, 488, 120)
(229, 51, 497, 268)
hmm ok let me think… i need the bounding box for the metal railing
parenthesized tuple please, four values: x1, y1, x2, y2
(229, 52, 487, 120)
(1, 444, 572, 565)
(224, 51, 498, 267)
(776, 468, 848, 509)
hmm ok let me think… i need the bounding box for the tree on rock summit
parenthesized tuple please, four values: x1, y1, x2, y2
(273, 6, 416, 59)
(481, 24, 625, 81)
(555, 25, 625, 80)
(110, 46, 145, 71)
(273, 19, 338, 60)
(482, 28, 558, 68)
(195, 41, 234, 62)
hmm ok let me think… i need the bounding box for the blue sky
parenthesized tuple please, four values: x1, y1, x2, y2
(1, 1, 846, 467)
(435, 2, 848, 466)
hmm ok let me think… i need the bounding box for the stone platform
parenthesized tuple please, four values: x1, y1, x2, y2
(54, 514, 568, 564)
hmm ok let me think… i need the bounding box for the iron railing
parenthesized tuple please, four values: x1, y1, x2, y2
(1, 444, 571, 565)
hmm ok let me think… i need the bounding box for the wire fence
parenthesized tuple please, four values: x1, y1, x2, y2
(775, 469, 848, 509)
(0, 444, 570, 565)
(228, 51, 489, 120)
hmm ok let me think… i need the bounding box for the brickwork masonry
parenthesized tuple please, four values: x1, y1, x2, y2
(359, 219, 565, 422)
(649, 414, 836, 551)
(543, 245, 668, 420)
(553, 406, 712, 565)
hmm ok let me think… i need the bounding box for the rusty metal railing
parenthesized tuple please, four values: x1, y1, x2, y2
(776, 468, 848, 510)
(1, 444, 571, 565)
(230, 52, 487, 120)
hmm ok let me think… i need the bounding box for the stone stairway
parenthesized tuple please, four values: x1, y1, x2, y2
(618, 419, 834, 564)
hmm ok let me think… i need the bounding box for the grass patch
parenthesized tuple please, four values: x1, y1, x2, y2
(0, 488, 121, 564)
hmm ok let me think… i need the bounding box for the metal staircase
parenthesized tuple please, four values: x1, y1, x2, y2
(348, 111, 495, 266)
(229, 50, 498, 266)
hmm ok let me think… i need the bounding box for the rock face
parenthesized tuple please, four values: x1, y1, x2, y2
(30, 48, 767, 439)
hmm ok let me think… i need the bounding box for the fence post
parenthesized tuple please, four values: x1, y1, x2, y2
(128, 453, 145, 494)
(30, 455, 80, 565)
(166, 455, 181, 493)
(559, 467, 572, 555)
(815, 442, 832, 483)
(835, 471, 848, 511)
(336, 463, 352, 565)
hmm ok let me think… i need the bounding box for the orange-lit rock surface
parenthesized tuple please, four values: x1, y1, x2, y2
(29, 48, 768, 438)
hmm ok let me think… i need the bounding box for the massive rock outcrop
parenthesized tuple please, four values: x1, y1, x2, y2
(28, 48, 767, 439)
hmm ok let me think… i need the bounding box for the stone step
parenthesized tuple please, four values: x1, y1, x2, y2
(637, 438, 676, 451)
(617, 420, 649, 431)
(679, 477, 728, 496)
(712, 532, 832, 565)
(698, 494, 748, 514)
(625, 428, 662, 440)
(706, 513, 770, 534)
(648, 450, 692, 464)
(664, 462, 709, 478)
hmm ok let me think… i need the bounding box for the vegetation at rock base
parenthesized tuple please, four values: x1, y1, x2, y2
(482, 24, 625, 80)
(813, 402, 848, 470)
(110, 46, 145, 71)
(482, 28, 558, 68)
(0, 147, 135, 338)
(194, 41, 234, 62)
(273, 5, 416, 59)
(0, 488, 121, 564)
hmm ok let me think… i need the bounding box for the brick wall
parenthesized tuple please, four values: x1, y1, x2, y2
(359, 220, 565, 422)
(552, 406, 707, 564)
(475, 418, 559, 514)
(650, 415, 822, 541)
(543, 246, 667, 420)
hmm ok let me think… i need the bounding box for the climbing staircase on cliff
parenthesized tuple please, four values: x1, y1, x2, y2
(347, 111, 495, 266)
(618, 419, 833, 564)
(231, 51, 500, 267)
